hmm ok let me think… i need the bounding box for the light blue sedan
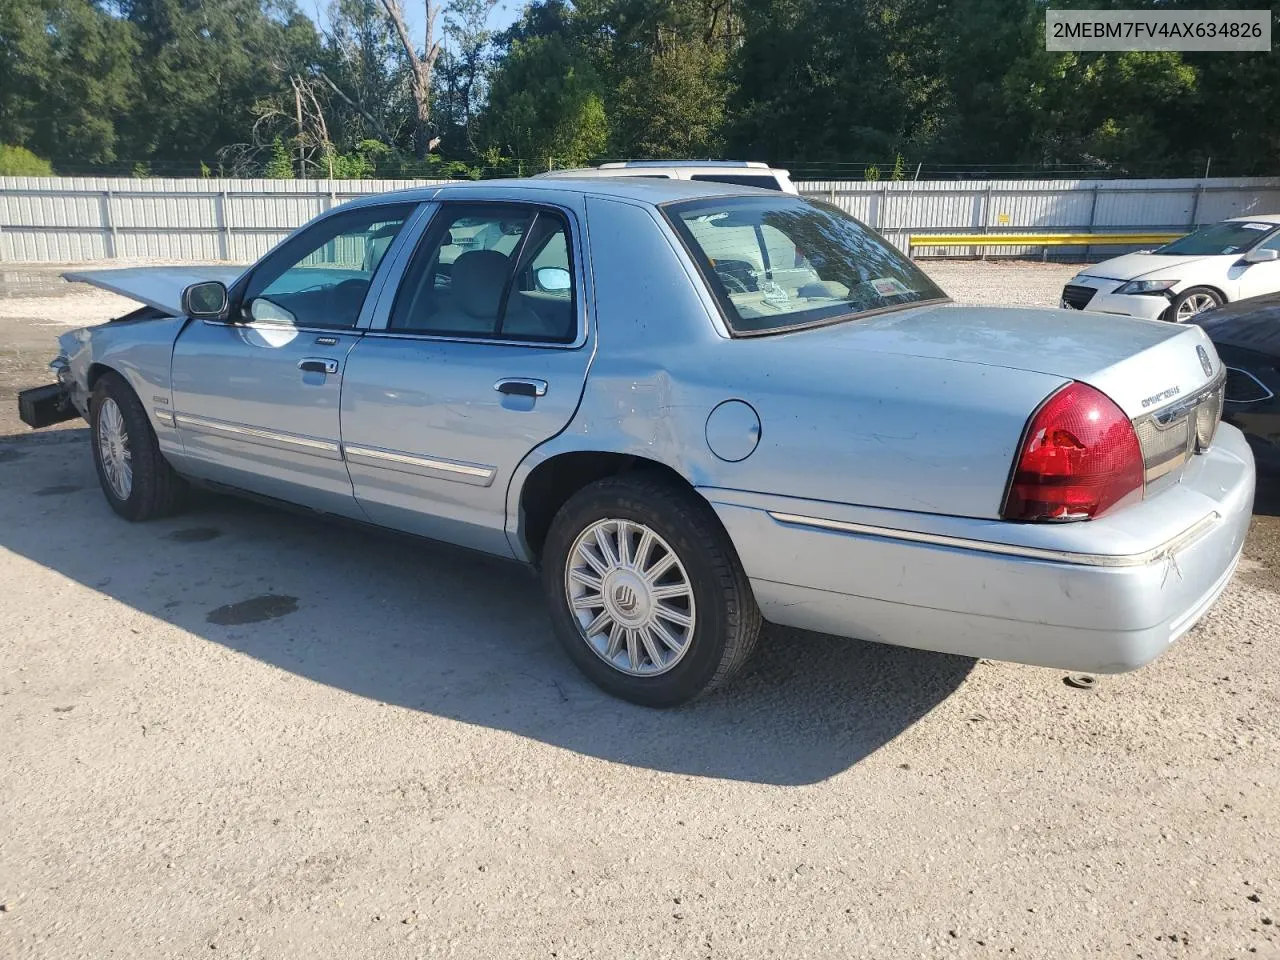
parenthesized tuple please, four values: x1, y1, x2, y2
(20, 179, 1256, 706)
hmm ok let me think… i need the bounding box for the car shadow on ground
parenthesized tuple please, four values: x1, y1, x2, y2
(0, 428, 975, 785)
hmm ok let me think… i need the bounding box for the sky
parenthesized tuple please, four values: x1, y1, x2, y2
(305, 0, 527, 51)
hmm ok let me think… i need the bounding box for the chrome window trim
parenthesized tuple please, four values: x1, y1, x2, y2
(361, 329, 584, 350)
(174, 412, 341, 458)
(364, 197, 591, 350)
(342, 443, 496, 487)
(766, 510, 1221, 568)
(199, 319, 367, 336)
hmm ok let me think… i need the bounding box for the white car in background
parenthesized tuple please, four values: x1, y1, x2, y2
(1062, 215, 1280, 323)
(536, 160, 799, 194)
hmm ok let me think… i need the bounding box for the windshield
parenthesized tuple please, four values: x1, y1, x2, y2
(1154, 220, 1278, 256)
(664, 196, 947, 335)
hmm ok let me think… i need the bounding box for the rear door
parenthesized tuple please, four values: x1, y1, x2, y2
(170, 202, 420, 515)
(339, 197, 594, 556)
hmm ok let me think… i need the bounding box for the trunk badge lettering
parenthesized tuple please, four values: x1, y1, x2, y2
(1142, 386, 1181, 408)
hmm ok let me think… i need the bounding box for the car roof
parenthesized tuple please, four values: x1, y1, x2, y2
(1226, 213, 1280, 224)
(343, 175, 782, 209)
(598, 160, 773, 169)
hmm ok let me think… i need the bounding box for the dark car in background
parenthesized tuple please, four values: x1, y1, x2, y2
(1195, 293, 1280, 472)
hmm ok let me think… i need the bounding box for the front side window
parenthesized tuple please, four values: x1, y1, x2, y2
(389, 203, 576, 343)
(242, 203, 414, 328)
(665, 196, 947, 336)
(1155, 221, 1278, 257)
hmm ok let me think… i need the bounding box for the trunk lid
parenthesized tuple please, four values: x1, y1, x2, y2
(780, 303, 1221, 420)
(64, 265, 244, 316)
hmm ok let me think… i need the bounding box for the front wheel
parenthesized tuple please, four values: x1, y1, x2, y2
(1168, 286, 1223, 323)
(540, 475, 762, 707)
(90, 371, 188, 521)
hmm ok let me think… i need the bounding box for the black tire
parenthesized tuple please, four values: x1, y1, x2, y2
(540, 474, 762, 707)
(90, 371, 188, 521)
(1166, 286, 1223, 323)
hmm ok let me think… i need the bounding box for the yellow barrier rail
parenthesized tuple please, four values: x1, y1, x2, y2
(909, 232, 1183, 251)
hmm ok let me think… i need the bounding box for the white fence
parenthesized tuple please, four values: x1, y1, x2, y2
(803, 176, 1280, 257)
(3, 174, 1280, 263)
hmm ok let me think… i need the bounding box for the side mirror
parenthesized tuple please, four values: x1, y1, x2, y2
(182, 280, 229, 319)
(1244, 248, 1279, 264)
(535, 266, 572, 292)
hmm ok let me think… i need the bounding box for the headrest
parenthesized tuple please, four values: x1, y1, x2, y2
(450, 249, 509, 320)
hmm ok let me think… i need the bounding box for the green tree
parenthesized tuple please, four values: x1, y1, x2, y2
(264, 136, 296, 177)
(0, 0, 139, 167)
(436, 0, 498, 149)
(478, 33, 608, 167)
(0, 143, 54, 175)
(321, 0, 412, 150)
(116, 0, 321, 167)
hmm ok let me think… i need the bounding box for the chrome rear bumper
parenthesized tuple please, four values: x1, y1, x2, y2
(705, 424, 1256, 672)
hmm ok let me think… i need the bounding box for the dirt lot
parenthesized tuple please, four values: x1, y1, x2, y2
(1, 261, 1278, 959)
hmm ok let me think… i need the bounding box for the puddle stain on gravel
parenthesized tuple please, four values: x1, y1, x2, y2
(35, 484, 81, 496)
(206, 594, 298, 626)
(167, 527, 223, 543)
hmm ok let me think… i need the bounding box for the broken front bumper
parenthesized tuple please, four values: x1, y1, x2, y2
(17, 382, 79, 429)
(18, 356, 81, 429)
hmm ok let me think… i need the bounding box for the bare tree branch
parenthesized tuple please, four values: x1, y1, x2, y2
(316, 70, 396, 146)
(376, 0, 441, 157)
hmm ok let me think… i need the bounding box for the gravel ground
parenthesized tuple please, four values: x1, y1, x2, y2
(1, 261, 1277, 960)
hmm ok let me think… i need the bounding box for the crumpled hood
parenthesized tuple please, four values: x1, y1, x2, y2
(1078, 251, 1217, 282)
(64, 265, 245, 316)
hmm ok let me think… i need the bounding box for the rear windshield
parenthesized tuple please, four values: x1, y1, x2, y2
(1155, 221, 1278, 256)
(689, 174, 783, 191)
(664, 196, 947, 335)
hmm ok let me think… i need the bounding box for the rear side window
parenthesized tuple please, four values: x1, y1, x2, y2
(665, 195, 947, 336)
(389, 203, 577, 343)
(690, 174, 783, 191)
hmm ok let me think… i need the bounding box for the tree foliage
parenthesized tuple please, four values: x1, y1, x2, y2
(0, 143, 54, 176)
(0, 0, 1276, 177)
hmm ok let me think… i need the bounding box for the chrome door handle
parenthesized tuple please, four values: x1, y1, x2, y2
(495, 378, 548, 398)
(299, 357, 339, 375)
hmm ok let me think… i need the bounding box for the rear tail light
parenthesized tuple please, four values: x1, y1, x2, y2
(1002, 382, 1144, 522)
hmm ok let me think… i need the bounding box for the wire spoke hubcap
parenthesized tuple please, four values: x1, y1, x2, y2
(97, 397, 133, 500)
(566, 518, 696, 677)
(1176, 293, 1216, 321)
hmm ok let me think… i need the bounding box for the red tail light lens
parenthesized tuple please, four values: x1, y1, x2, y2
(1002, 382, 1144, 522)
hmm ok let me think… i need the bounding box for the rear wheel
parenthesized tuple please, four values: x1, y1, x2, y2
(1168, 286, 1223, 323)
(90, 371, 188, 521)
(540, 475, 761, 707)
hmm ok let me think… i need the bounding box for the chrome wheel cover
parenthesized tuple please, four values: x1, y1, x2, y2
(565, 518, 697, 677)
(96, 397, 133, 500)
(1176, 292, 1217, 322)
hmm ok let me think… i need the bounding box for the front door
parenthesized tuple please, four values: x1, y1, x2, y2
(1235, 228, 1280, 301)
(340, 199, 593, 556)
(170, 202, 418, 515)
